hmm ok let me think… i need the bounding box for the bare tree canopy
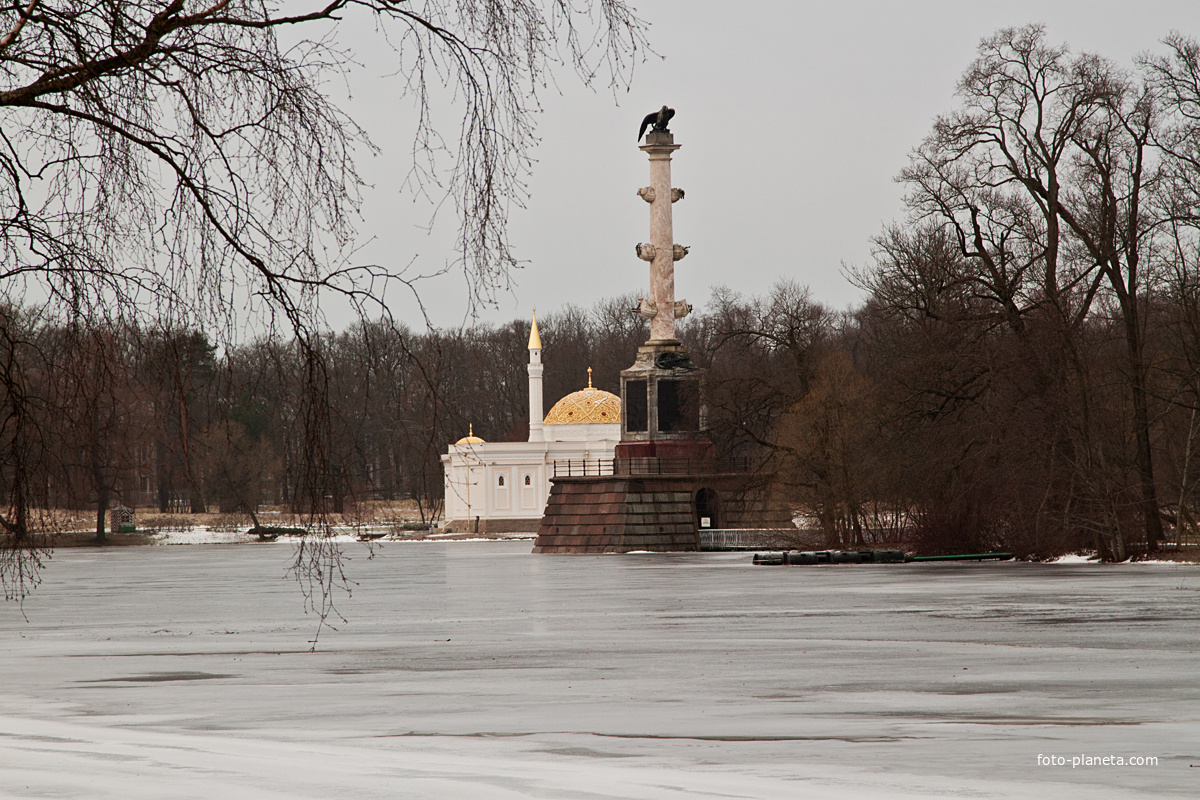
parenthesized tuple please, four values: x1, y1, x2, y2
(890, 25, 1200, 553)
(0, 0, 649, 328)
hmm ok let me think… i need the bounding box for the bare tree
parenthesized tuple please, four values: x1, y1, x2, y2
(52, 327, 145, 541)
(773, 351, 877, 548)
(697, 281, 833, 456)
(0, 304, 50, 598)
(0, 0, 649, 618)
(0, 0, 649, 323)
(899, 25, 1172, 552)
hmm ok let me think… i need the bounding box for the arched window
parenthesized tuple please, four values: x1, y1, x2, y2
(498, 475, 505, 487)
(524, 474, 532, 486)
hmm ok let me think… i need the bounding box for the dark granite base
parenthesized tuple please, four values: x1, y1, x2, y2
(532, 476, 698, 553)
(532, 472, 795, 553)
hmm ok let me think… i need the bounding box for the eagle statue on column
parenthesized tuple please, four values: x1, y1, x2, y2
(638, 106, 675, 141)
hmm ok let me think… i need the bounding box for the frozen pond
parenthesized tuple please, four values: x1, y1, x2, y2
(0, 542, 1196, 798)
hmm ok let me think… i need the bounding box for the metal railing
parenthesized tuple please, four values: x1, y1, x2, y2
(552, 456, 758, 478)
(616, 456, 756, 475)
(551, 459, 616, 477)
(699, 529, 797, 550)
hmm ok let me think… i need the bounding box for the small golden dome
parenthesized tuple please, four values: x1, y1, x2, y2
(544, 369, 620, 425)
(456, 423, 485, 445)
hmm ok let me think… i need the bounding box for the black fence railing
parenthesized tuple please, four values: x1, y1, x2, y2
(551, 459, 616, 477)
(552, 456, 759, 478)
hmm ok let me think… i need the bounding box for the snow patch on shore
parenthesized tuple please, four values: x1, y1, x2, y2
(1049, 553, 1100, 564)
(145, 526, 534, 545)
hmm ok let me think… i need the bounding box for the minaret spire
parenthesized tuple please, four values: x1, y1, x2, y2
(528, 307, 542, 350)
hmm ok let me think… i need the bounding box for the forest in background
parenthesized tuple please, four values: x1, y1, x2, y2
(7, 25, 1200, 565)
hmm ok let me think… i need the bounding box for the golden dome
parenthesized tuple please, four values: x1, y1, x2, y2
(456, 424, 485, 445)
(544, 368, 620, 425)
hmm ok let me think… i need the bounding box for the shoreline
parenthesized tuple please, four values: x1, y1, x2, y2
(8, 531, 1199, 563)
(9, 529, 539, 548)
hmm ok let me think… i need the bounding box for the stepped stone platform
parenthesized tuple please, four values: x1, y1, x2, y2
(532, 476, 699, 553)
(532, 469, 794, 553)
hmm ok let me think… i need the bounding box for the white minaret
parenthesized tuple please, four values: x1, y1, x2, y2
(527, 310, 544, 442)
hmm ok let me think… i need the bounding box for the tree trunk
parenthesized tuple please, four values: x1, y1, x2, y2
(95, 492, 108, 544)
(1122, 305, 1163, 551)
(1175, 409, 1196, 548)
(157, 441, 171, 512)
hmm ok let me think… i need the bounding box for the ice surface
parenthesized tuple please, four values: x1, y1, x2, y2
(0, 544, 1196, 798)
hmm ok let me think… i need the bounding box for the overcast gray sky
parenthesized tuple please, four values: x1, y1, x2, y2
(326, 1, 1200, 330)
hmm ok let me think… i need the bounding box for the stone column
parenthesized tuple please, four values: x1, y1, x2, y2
(639, 130, 682, 343)
(527, 311, 544, 442)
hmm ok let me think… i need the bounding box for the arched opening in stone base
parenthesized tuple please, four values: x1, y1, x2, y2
(695, 488, 719, 530)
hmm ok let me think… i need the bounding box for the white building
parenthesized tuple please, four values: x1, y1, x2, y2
(441, 314, 621, 532)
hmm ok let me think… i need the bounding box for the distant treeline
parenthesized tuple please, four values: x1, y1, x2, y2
(0, 297, 656, 537)
(2, 260, 1199, 560)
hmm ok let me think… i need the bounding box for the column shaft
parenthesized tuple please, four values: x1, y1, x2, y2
(648, 149, 675, 342)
